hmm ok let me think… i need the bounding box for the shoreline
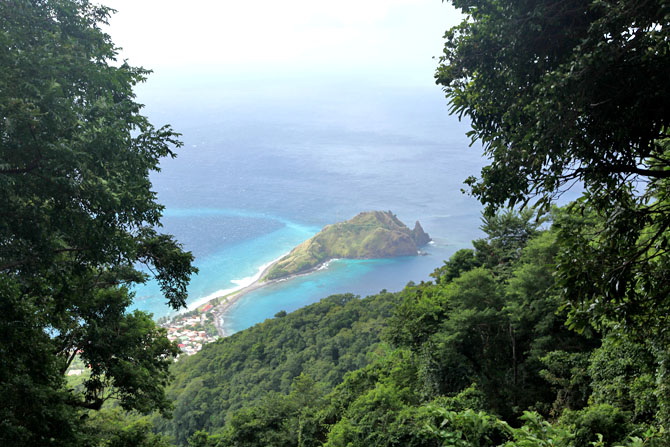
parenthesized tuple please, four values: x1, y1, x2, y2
(210, 256, 283, 337)
(157, 255, 292, 356)
(180, 255, 286, 315)
(164, 241, 441, 347)
(207, 250, 432, 337)
(210, 257, 339, 337)
(157, 246, 438, 355)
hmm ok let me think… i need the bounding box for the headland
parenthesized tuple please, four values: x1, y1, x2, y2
(161, 211, 431, 348)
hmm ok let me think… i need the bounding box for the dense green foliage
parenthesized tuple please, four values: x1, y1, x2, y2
(435, 0, 670, 342)
(0, 1, 195, 445)
(167, 211, 667, 446)
(159, 292, 401, 445)
(264, 211, 430, 280)
(436, 0, 669, 213)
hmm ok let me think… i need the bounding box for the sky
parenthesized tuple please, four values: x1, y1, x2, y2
(102, 0, 463, 85)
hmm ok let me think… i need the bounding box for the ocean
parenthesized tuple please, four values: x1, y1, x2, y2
(129, 74, 488, 334)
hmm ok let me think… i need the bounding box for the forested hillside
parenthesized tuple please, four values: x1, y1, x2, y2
(158, 291, 401, 445)
(172, 210, 667, 447)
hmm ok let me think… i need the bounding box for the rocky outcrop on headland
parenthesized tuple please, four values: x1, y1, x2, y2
(262, 211, 431, 281)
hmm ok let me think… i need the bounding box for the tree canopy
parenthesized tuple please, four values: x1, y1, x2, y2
(172, 210, 666, 446)
(436, 0, 670, 338)
(0, 1, 196, 445)
(436, 0, 670, 212)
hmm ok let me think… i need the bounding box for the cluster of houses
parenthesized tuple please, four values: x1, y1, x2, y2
(65, 310, 219, 380)
(165, 310, 219, 356)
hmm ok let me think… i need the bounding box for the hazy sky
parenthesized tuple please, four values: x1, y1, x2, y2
(103, 0, 463, 84)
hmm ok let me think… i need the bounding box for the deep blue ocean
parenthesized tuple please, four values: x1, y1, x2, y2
(128, 74, 488, 334)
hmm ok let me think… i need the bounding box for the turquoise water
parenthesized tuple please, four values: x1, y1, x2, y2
(130, 208, 320, 318)
(222, 242, 456, 334)
(130, 77, 491, 331)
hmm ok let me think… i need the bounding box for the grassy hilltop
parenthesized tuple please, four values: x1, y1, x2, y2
(262, 211, 431, 281)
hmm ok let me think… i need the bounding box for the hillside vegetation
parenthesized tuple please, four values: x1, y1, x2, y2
(160, 210, 669, 447)
(263, 211, 431, 281)
(157, 292, 401, 445)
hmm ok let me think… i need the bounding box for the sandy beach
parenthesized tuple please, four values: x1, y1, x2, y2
(199, 254, 286, 337)
(210, 257, 283, 336)
(207, 257, 337, 337)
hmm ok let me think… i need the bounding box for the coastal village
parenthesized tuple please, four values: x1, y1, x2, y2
(67, 304, 222, 379)
(161, 303, 220, 357)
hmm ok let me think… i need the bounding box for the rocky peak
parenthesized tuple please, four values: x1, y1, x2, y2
(410, 220, 431, 246)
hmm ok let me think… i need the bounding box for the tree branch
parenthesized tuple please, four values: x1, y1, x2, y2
(0, 159, 42, 174)
(601, 165, 670, 179)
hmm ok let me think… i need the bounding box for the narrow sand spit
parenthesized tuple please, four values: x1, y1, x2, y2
(211, 257, 336, 337)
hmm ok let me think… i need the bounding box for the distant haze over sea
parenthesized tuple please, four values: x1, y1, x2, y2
(130, 74, 490, 333)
